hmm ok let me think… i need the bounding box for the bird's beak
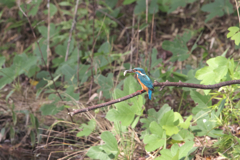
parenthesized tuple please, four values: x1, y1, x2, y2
(123, 69, 134, 76)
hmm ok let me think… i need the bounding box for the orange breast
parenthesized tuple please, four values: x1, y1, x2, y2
(137, 76, 149, 92)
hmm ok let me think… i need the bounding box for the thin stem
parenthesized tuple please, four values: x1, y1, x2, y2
(47, 0, 50, 70)
(18, 4, 74, 123)
(145, 0, 149, 69)
(178, 92, 184, 113)
(130, 14, 135, 69)
(234, 0, 240, 26)
(136, 18, 140, 66)
(89, 0, 95, 98)
(149, 11, 155, 70)
(64, 0, 80, 62)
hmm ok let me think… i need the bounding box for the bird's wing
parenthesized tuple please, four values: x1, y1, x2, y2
(138, 75, 153, 90)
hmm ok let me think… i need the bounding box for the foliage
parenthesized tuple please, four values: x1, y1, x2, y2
(162, 31, 195, 62)
(87, 131, 119, 160)
(106, 76, 145, 126)
(77, 119, 96, 137)
(201, 0, 233, 22)
(227, 26, 240, 46)
(1, 0, 240, 159)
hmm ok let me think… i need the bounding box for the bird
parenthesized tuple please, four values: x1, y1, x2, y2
(124, 68, 154, 100)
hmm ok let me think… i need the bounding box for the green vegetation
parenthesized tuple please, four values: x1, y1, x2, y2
(1, 0, 240, 159)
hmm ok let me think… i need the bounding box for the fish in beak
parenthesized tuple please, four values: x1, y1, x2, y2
(123, 69, 134, 76)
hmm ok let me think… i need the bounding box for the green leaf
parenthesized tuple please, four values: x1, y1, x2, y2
(160, 110, 179, 136)
(140, 104, 171, 129)
(227, 26, 240, 38)
(178, 141, 194, 159)
(30, 130, 36, 147)
(179, 115, 192, 129)
(191, 113, 223, 138)
(143, 131, 166, 152)
(149, 121, 163, 136)
(55, 39, 74, 56)
(162, 31, 193, 62)
(195, 56, 228, 86)
(59, 2, 72, 6)
(172, 129, 194, 142)
(10, 126, 15, 141)
(201, 0, 233, 22)
(37, 23, 60, 38)
(49, 3, 57, 17)
(149, 0, 159, 14)
(123, 0, 136, 5)
(168, 0, 196, 13)
(0, 0, 15, 8)
(12, 53, 38, 75)
(106, 101, 136, 126)
(94, 55, 112, 69)
(105, 0, 118, 8)
(79, 64, 91, 84)
(40, 103, 64, 115)
(231, 32, 240, 46)
(149, 48, 162, 69)
(87, 146, 111, 160)
(0, 68, 16, 90)
(30, 113, 36, 128)
(55, 64, 77, 84)
(98, 41, 111, 54)
(77, 119, 96, 137)
(95, 73, 114, 99)
(0, 53, 38, 89)
(0, 56, 6, 68)
(157, 141, 195, 160)
(190, 90, 211, 114)
(100, 131, 119, 155)
(28, 0, 41, 16)
(106, 75, 145, 126)
(195, 66, 215, 85)
(215, 99, 225, 117)
(157, 149, 174, 160)
(123, 75, 142, 94)
(12, 111, 17, 126)
(64, 85, 80, 101)
(134, 0, 146, 14)
(131, 116, 140, 128)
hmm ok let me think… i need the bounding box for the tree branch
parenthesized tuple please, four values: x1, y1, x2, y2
(70, 79, 240, 115)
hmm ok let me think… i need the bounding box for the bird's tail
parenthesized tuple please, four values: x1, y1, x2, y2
(148, 90, 152, 100)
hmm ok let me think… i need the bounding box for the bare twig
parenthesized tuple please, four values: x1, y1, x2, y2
(145, 0, 149, 70)
(77, 44, 80, 88)
(70, 79, 240, 115)
(149, 10, 155, 70)
(64, 0, 80, 61)
(89, 0, 96, 98)
(130, 14, 135, 69)
(89, 10, 106, 98)
(18, 4, 74, 123)
(234, 0, 240, 26)
(136, 19, 140, 66)
(47, 0, 51, 70)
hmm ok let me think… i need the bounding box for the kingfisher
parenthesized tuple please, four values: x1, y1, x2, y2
(124, 68, 154, 100)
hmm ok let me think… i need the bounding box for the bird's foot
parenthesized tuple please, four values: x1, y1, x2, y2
(137, 89, 145, 93)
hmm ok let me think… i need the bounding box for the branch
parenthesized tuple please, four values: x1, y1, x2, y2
(70, 79, 240, 115)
